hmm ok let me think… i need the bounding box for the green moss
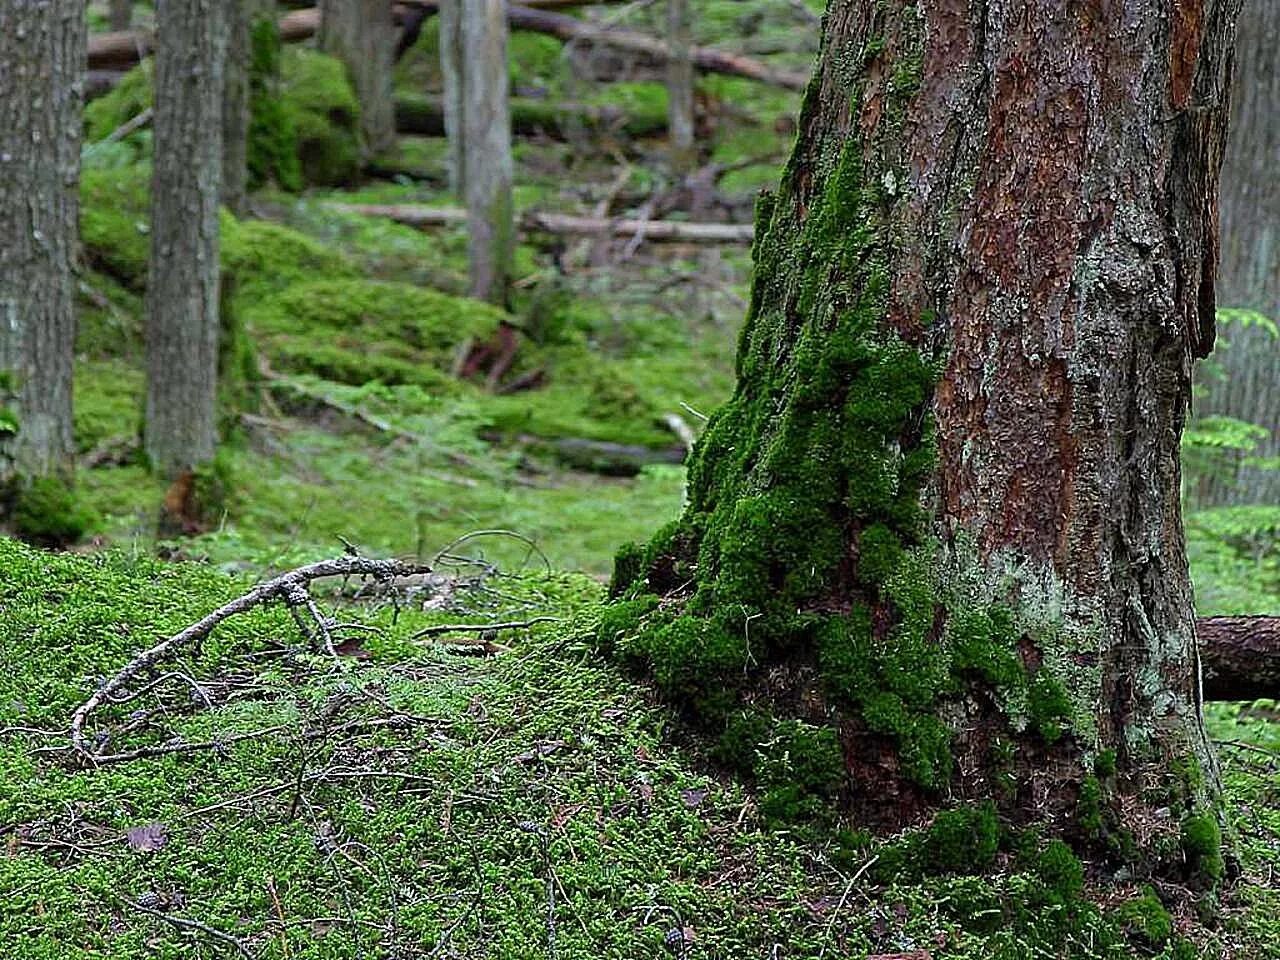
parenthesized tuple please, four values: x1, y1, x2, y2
(1028, 672, 1073, 743)
(243, 278, 507, 389)
(1094, 749, 1117, 778)
(1033, 839, 1085, 905)
(84, 62, 154, 145)
(220, 216, 356, 303)
(594, 594, 658, 656)
(9, 477, 94, 546)
(1114, 885, 1173, 947)
(1078, 775, 1104, 839)
(280, 49, 362, 187)
(247, 13, 303, 192)
(1181, 813, 1224, 886)
(925, 802, 1000, 874)
(80, 165, 151, 290)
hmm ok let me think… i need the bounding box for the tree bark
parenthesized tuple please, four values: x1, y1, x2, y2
(438, 0, 466, 195)
(0, 0, 85, 487)
(110, 0, 132, 32)
(318, 0, 398, 157)
(1190, 0, 1280, 507)
(145, 0, 230, 477)
(1197, 616, 1280, 702)
(461, 0, 514, 305)
(608, 0, 1243, 850)
(224, 0, 258, 215)
(666, 0, 695, 172)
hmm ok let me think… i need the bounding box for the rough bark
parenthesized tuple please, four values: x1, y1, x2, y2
(666, 0, 696, 172)
(1191, 0, 1280, 507)
(461, 0, 514, 305)
(223, 0, 256, 215)
(145, 0, 229, 477)
(438, 0, 466, 195)
(319, 0, 398, 157)
(608, 0, 1243, 852)
(0, 0, 85, 486)
(110, 0, 132, 32)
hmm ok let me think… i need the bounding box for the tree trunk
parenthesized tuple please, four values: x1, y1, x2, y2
(1190, 0, 1280, 507)
(438, 0, 466, 195)
(145, 0, 229, 477)
(461, 0, 514, 305)
(224, 0, 256, 215)
(318, 0, 398, 158)
(666, 0, 695, 172)
(0, 0, 85, 487)
(607, 0, 1242, 865)
(110, 0, 132, 31)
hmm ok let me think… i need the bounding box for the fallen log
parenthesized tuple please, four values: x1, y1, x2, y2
(394, 91, 669, 140)
(87, 2, 805, 92)
(1197, 616, 1280, 702)
(333, 202, 755, 244)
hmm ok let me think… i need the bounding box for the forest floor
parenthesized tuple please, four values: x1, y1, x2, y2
(3, 2, 1279, 957)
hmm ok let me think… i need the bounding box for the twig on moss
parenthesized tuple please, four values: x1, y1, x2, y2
(68, 554, 431, 760)
(411, 616, 561, 640)
(129, 899, 255, 960)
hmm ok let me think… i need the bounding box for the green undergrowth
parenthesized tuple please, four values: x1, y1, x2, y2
(1, 538, 1274, 957)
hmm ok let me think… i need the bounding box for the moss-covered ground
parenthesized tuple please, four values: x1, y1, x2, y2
(3, 2, 1277, 955)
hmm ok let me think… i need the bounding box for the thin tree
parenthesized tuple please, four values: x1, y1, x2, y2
(0, 0, 86, 489)
(145, 0, 230, 479)
(318, 0, 398, 157)
(438, 0, 466, 196)
(605, 0, 1242, 869)
(1192, 0, 1280, 507)
(666, 0, 695, 173)
(461, 0, 514, 305)
(110, 0, 132, 32)
(223, 0, 277, 216)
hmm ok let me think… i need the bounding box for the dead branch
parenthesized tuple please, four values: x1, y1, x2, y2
(331, 202, 755, 244)
(68, 554, 431, 759)
(1198, 615, 1280, 701)
(412, 616, 561, 639)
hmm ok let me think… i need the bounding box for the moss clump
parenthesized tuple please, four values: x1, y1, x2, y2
(925, 802, 1001, 874)
(247, 14, 303, 192)
(220, 216, 356, 303)
(594, 594, 659, 656)
(1077, 774, 1104, 839)
(80, 165, 152, 290)
(1033, 839, 1085, 905)
(8, 476, 94, 546)
(280, 49, 362, 187)
(243, 279, 508, 389)
(1180, 813, 1224, 887)
(1114, 885, 1173, 948)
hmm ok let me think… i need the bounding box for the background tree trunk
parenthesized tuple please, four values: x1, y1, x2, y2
(318, 0, 398, 157)
(462, 0, 514, 305)
(1191, 0, 1280, 507)
(0, 0, 85, 486)
(438, 0, 466, 195)
(223, 0, 257, 215)
(110, 0, 132, 32)
(610, 0, 1241, 848)
(145, 0, 230, 477)
(666, 0, 695, 173)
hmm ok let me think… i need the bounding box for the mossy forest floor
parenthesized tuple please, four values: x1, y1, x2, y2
(3, 2, 1279, 956)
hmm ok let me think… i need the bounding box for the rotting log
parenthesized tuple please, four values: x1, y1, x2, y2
(394, 91, 670, 140)
(87, 2, 806, 91)
(332, 202, 755, 243)
(1197, 616, 1280, 702)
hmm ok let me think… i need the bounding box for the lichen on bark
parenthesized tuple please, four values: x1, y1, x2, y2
(601, 0, 1240, 878)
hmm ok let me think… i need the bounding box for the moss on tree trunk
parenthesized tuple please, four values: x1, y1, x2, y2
(603, 0, 1241, 882)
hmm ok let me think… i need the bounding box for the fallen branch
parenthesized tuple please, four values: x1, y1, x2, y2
(68, 554, 431, 760)
(87, 2, 805, 91)
(1197, 616, 1280, 702)
(412, 616, 561, 640)
(499, 432, 688, 475)
(394, 92, 670, 141)
(331, 202, 755, 244)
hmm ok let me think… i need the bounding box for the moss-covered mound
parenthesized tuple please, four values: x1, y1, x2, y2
(242, 278, 509, 390)
(80, 166, 152, 289)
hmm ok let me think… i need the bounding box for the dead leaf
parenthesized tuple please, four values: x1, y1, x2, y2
(125, 823, 168, 853)
(681, 788, 708, 809)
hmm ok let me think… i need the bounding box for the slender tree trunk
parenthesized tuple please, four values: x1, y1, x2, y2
(223, 0, 255, 215)
(318, 0, 398, 157)
(0, 0, 85, 487)
(145, 0, 230, 477)
(461, 0, 514, 305)
(1192, 0, 1280, 507)
(666, 0, 695, 172)
(438, 0, 466, 195)
(110, 0, 132, 32)
(608, 0, 1241, 862)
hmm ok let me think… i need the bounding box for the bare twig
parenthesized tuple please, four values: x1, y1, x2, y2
(130, 900, 256, 960)
(68, 555, 431, 759)
(412, 616, 561, 640)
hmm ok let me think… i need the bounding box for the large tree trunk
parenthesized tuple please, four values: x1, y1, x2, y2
(438, 0, 466, 195)
(461, 0, 514, 305)
(318, 0, 398, 157)
(607, 0, 1241, 864)
(666, 0, 695, 173)
(145, 0, 230, 477)
(1190, 0, 1280, 508)
(0, 0, 85, 487)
